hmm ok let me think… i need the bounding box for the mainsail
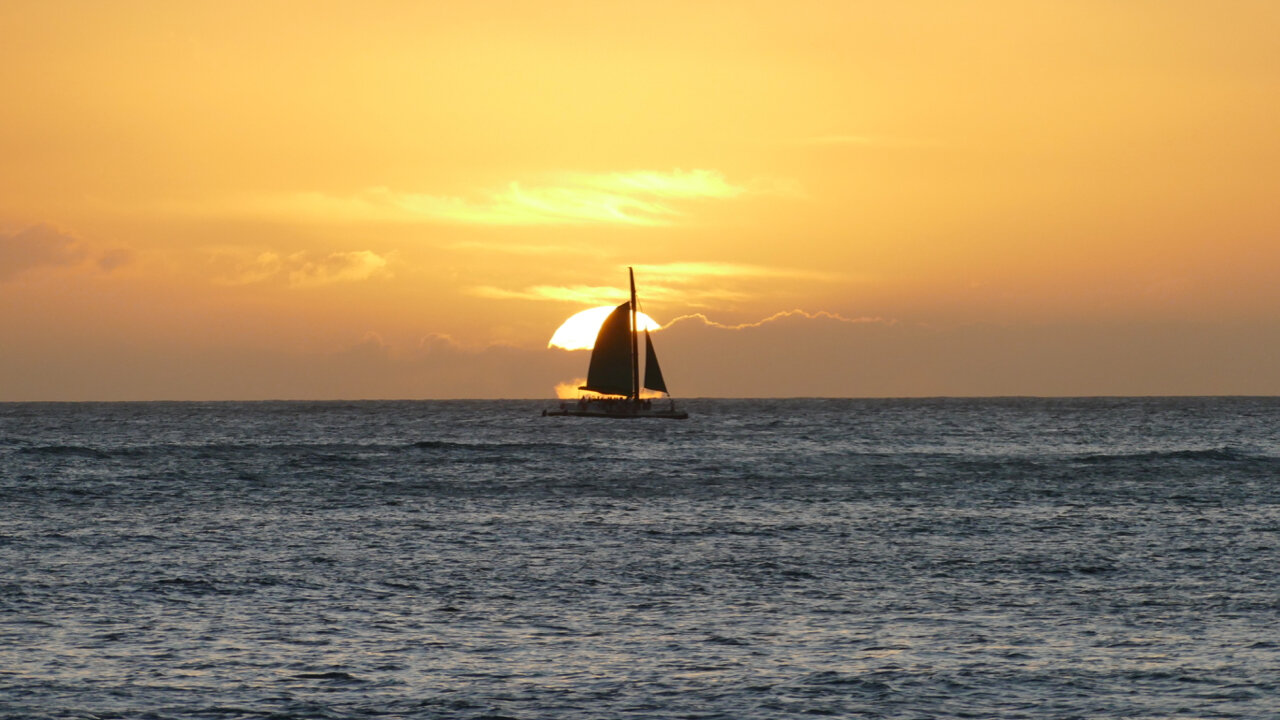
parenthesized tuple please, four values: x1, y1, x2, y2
(581, 301, 633, 396)
(643, 330, 668, 394)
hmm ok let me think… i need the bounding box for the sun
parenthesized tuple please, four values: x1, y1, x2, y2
(548, 306, 662, 350)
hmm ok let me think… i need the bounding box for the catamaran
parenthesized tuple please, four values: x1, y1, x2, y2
(544, 268, 688, 419)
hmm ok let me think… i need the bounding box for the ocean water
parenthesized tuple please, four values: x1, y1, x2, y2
(1, 398, 1278, 719)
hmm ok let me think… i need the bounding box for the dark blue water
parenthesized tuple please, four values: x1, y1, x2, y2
(2, 398, 1278, 719)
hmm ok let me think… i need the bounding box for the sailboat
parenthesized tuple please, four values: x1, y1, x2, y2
(544, 268, 689, 419)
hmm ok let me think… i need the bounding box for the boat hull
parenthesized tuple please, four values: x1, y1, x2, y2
(543, 400, 688, 419)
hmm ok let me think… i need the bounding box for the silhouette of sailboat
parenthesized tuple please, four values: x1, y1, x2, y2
(544, 268, 688, 419)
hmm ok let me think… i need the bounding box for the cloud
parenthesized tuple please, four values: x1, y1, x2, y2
(214, 249, 390, 287)
(470, 262, 836, 308)
(216, 251, 283, 286)
(492, 181, 677, 225)
(202, 169, 784, 227)
(288, 250, 389, 288)
(97, 248, 135, 272)
(667, 309, 890, 330)
(470, 282, 750, 307)
(566, 169, 747, 199)
(631, 262, 837, 283)
(8, 313, 1280, 400)
(0, 330, 583, 400)
(649, 314, 1280, 398)
(0, 224, 87, 281)
(469, 284, 633, 305)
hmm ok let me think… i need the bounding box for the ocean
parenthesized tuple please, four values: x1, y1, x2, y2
(2, 398, 1278, 719)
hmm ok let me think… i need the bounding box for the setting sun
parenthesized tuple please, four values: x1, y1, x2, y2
(548, 306, 662, 351)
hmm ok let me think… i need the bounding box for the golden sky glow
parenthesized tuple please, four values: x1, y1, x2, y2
(2, 1, 1279, 399)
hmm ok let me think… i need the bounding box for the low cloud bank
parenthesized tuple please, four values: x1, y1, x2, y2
(1, 334, 579, 401)
(4, 312, 1278, 400)
(654, 313, 1280, 397)
(1, 223, 134, 281)
(0, 224, 86, 281)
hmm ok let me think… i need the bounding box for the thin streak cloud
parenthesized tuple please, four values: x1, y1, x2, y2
(630, 262, 838, 282)
(470, 262, 830, 309)
(197, 170, 780, 227)
(567, 169, 747, 199)
(469, 285, 647, 305)
(468, 283, 750, 307)
(667, 309, 892, 330)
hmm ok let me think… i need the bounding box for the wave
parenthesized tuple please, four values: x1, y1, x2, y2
(292, 671, 364, 683)
(407, 440, 571, 453)
(15, 444, 111, 459)
(13, 441, 396, 462)
(10, 439, 572, 468)
(1075, 446, 1268, 464)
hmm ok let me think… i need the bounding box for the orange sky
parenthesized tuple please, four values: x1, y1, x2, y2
(2, 1, 1278, 399)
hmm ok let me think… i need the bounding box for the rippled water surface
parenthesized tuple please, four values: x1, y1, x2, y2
(2, 398, 1279, 719)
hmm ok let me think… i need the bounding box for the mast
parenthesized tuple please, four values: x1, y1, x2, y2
(629, 267, 639, 400)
